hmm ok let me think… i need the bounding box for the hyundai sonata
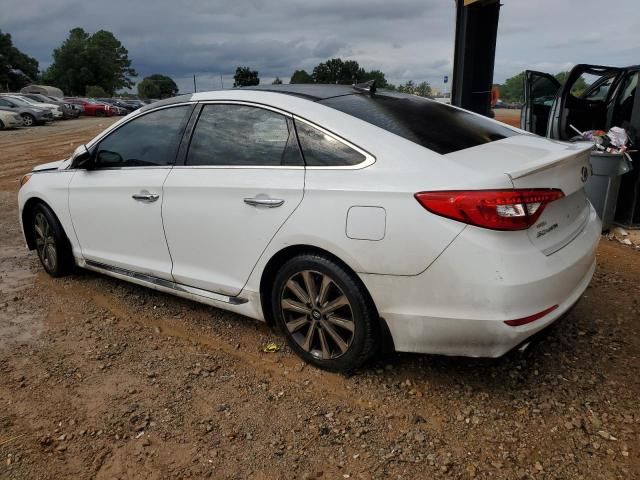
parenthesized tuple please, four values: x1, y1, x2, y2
(18, 83, 600, 372)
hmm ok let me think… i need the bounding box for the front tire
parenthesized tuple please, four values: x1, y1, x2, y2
(30, 204, 74, 277)
(21, 113, 35, 127)
(271, 253, 378, 372)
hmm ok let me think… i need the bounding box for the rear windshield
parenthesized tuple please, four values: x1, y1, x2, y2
(319, 92, 517, 155)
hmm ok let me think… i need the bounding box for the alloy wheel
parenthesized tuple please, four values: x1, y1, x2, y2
(34, 212, 57, 271)
(21, 114, 34, 126)
(280, 270, 355, 360)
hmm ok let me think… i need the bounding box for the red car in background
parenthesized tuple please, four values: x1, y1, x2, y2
(64, 98, 113, 117)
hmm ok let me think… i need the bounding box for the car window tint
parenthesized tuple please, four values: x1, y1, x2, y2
(320, 93, 517, 155)
(95, 105, 191, 168)
(187, 104, 302, 167)
(295, 121, 366, 166)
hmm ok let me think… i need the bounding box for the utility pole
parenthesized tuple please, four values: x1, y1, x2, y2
(451, 0, 501, 116)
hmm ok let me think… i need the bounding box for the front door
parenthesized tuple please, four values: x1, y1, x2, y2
(162, 103, 305, 297)
(547, 64, 623, 140)
(521, 70, 561, 135)
(69, 104, 194, 279)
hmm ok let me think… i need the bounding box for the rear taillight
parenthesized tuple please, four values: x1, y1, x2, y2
(414, 189, 564, 231)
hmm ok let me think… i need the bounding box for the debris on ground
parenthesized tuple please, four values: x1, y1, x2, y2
(606, 227, 640, 249)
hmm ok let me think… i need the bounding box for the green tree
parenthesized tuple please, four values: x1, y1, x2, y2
(137, 74, 178, 98)
(290, 69, 313, 84)
(312, 58, 366, 84)
(86, 85, 108, 97)
(361, 69, 389, 88)
(43, 28, 136, 96)
(272, 76, 283, 85)
(398, 80, 415, 94)
(555, 71, 588, 96)
(0, 30, 39, 91)
(415, 81, 432, 97)
(500, 71, 525, 103)
(233, 66, 259, 87)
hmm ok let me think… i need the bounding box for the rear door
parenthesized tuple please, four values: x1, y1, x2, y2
(162, 102, 305, 297)
(547, 64, 623, 140)
(521, 70, 561, 135)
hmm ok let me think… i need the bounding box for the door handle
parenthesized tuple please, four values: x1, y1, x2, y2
(244, 196, 285, 208)
(132, 192, 159, 203)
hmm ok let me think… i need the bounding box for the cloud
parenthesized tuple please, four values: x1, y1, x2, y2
(1, 0, 639, 93)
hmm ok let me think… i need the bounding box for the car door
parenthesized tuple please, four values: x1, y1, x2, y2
(68, 104, 194, 279)
(547, 64, 624, 140)
(162, 102, 305, 297)
(520, 70, 561, 135)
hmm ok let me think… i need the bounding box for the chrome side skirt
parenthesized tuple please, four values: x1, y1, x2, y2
(82, 259, 247, 305)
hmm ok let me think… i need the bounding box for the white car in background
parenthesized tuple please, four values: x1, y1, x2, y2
(0, 109, 23, 129)
(17, 83, 600, 372)
(2, 94, 63, 119)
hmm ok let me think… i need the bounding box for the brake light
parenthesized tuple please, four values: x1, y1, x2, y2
(414, 189, 564, 231)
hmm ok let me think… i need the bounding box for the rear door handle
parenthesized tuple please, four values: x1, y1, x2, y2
(244, 196, 285, 208)
(132, 192, 159, 203)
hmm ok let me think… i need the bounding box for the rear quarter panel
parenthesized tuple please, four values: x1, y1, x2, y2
(233, 90, 517, 294)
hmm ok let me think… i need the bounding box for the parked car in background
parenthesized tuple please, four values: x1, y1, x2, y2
(19, 93, 80, 119)
(520, 64, 639, 140)
(0, 109, 23, 129)
(94, 99, 129, 115)
(1, 94, 63, 119)
(64, 98, 113, 117)
(119, 99, 146, 110)
(97, 98, 137, 114)
(47, 96, 84, 114)
(0, 97, 53, 126)
(18, 85, 600, 372)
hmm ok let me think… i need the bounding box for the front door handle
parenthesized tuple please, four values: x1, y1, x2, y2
(244, 196, 285, 208)
(132, 192, 159, 203)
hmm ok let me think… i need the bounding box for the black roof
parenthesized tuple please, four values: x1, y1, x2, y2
(242, 84, 363, 101)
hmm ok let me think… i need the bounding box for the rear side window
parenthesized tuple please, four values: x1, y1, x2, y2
(320, 93, 517, 155)
(95, 105, 191, 167)
(295, 121, 366, 166)
(186, 104, 303, 167)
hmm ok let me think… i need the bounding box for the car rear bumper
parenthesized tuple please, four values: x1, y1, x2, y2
(360, 204, 601, 357)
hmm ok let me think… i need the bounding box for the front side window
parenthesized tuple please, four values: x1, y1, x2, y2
(95, 105, 191, 168)
(295, 121, 366, 167)
(186, 104, 302, 167)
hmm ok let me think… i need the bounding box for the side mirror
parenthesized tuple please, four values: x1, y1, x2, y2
(71, 145, 93, 169)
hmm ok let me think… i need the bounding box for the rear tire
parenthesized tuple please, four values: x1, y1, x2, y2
(30, 203, 74, 277)
(0, 120, 4, 130)
(271, 253, 378, 372)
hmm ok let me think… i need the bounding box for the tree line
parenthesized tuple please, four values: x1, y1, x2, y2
(3, 28, 435, 99)
(235, 58, 433, 97)
(498, 70, 588, 103)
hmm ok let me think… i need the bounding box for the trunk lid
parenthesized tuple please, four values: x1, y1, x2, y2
(505, 138, 593, 255)
(446, 134, 594, 255)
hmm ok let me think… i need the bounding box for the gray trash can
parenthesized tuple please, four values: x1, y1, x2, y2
(585, 151, 633, 231)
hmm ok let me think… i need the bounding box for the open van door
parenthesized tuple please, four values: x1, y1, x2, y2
(547, 64, 624, 140)
(521, 70, 561, 135)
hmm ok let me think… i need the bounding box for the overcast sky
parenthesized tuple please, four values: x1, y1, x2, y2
(2, 0, 639, 94)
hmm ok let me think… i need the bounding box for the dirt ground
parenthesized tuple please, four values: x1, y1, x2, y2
(494, 108, 521, 127)
(1, 118, 639, 480)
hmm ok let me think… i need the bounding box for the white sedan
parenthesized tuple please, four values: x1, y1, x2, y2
(18, 84, 600, 372)
(0, 109, 23, 129)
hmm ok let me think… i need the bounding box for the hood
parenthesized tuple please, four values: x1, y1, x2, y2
(32, 159, 66, 172)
